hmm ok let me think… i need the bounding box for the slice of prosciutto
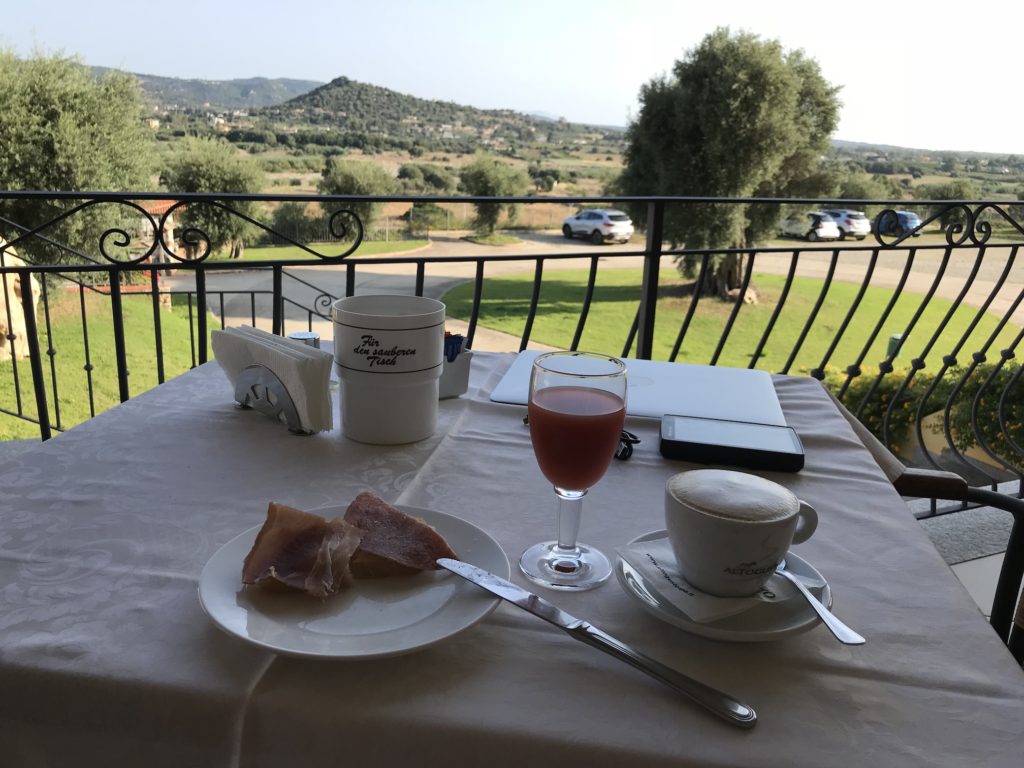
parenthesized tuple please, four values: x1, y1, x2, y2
(242, 502, 364, 597)
(344, 491, 457, 576)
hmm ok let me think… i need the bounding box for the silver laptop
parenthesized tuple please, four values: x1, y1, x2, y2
(489, 351, 786, 426)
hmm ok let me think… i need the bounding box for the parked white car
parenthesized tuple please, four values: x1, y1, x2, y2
(779, 211, 841, 242)
(823, 209, 872, 240)
(562, 209, 634, 244)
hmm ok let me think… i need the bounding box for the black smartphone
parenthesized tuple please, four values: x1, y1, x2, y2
(659, 414, 805, 472)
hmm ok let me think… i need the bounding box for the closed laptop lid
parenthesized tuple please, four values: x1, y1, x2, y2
(489, 351, 786, 426)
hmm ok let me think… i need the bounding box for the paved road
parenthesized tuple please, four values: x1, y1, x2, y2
(164, 231, 1023, 352)
(163, 231, 645, 351)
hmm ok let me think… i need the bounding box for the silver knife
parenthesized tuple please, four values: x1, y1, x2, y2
(437, 558, 757, 729)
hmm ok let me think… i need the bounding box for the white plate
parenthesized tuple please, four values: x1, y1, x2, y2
(199, 505, 509, 659)
(615, 530, 832, 643)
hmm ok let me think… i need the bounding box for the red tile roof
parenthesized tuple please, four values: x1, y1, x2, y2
(139, 200, 179, 216)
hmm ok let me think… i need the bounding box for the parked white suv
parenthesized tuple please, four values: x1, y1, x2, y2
(779, 211, 841, 242)
(562, 209, 634, 244)
(823, 209, 872, 240)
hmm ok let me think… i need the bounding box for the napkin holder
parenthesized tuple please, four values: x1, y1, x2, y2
(234, 364, 312, 435)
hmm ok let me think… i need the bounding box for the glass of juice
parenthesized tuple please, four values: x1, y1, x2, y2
(520, 351, 627, 590)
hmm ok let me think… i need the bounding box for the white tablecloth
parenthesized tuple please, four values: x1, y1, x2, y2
(0, 352, 1021, 767)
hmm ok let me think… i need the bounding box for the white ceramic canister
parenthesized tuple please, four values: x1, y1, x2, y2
(332, 294, 445, 444)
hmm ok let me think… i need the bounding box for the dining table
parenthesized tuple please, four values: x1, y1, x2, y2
(0, 350, 1021, 767)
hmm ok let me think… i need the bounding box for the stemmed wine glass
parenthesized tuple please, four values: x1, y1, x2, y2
(520, 351, 627, 590)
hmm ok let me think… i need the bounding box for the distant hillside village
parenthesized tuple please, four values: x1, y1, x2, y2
(109, 67, 1024, 199)
(129, 71, 625, 157)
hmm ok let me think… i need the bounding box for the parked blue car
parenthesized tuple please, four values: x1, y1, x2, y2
(877, 210, 923, 237)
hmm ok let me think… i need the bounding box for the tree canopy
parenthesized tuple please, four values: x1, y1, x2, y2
(318, 157, 395, 232)
(913, 178, 980, 231)
(0, 52, 155, 263)
(458, 154, 530, 234)
(618, 28, 841, 290)
(269, 201, 327, 245)
(397, 162, 454, 193)
(160, 137, 263, 257)
(836, 172, 905, 204)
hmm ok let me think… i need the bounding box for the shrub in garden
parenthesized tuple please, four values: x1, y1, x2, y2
(824, 362, 1022, 472)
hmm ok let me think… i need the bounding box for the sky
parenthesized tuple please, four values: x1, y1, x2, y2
(2, 0, 1022, 155)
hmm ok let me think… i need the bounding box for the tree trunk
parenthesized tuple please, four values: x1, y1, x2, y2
(712, 253, 747, 297)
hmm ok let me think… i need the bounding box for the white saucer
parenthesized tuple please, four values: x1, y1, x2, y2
(199, 505, 509, 659)
(615, 530, 832, 642)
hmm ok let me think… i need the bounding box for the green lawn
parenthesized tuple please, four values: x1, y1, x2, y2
(0, 289, 208, 439)
(4, 264, 1017, 439)
(440, 268, 1020, 373)
(0, 239, 426, 439)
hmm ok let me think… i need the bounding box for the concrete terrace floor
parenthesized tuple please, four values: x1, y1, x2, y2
(952, 553, 1004, 619)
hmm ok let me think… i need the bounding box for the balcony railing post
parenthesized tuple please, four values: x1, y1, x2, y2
(109, 272, 130, 403)
(272, 265, 283, 335)
(196, 266, 208, 364)
(19, 267, 51, 440)
(637, 200, 665, 360)
(0, 190, 1020, 477)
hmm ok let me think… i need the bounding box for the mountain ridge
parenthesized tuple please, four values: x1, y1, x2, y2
(252, 74, 624, 150)
(91, 66, 324, 110)
(91, 65, 1016, 159)
(262, 74, 622, 136)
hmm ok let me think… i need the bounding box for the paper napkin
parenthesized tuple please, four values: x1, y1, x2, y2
(211, 326, 334, 433)
(616, 535, 825, 624)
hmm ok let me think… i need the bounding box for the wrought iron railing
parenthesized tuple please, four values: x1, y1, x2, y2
(1, 191, 1022, 498)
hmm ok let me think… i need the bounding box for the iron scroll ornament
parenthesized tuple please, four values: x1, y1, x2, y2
(873, 203, 1024, 248)
(313, 291, 338, 319)
(158, 200, 365, 263)
(4, 199, 162, 265)
(3, 196, 365, 265)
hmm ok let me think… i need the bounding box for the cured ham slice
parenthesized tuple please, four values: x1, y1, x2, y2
(242, 502, 364, 598)
(344, 491, 457, 577)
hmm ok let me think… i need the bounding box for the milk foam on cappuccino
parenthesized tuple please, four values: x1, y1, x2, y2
(667, 468, 797, 523)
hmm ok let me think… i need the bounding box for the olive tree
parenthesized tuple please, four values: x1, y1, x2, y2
(397, 163, 454, 193)
(269, 201, 326, 244)
(913, 179, 980, 231)
(318, 157, 395, 235)
(161, 138, 263, 258)
(0, 52, 154, 264)
(837, 172, 904, 205)
(617, 29, 840, 296)
(458, 154, 530, 234)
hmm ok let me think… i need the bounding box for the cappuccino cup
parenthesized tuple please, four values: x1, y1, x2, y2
(664, 469, 817, 597)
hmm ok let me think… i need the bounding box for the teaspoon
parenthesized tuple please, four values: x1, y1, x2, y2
(776, 562, 866, 645)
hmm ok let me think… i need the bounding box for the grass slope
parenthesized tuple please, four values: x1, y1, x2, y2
(441, 268, 1020, 372)
(5, 265, 1016, 439)
(0, 289, 207, 439)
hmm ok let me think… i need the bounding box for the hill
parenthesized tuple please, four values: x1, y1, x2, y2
(91, 64, 1020, 192)
(91, 67, 323, 110)
(832, 138, 1020, 161)
(256, 75, 624, 150)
